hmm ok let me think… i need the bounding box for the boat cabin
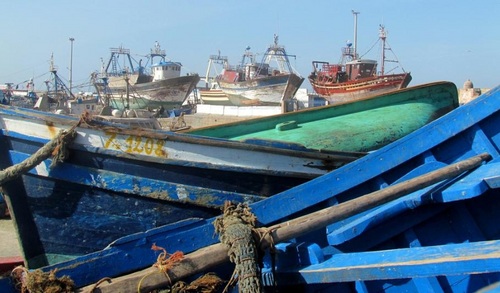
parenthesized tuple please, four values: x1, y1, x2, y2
(218, 62, 271, 83)
(345, 59, 377, 80)
(244, 63, 269, 79)
(152, 61, 182, 82)
(311, 58, 378, 84)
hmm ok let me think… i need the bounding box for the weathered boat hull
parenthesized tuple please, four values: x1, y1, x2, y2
(95, 74, 200, 110)
(0, 105, 360, 269)
(2, 84, 500, 292)
(309, 72, 412, 104)
(186, 81, 458, 152)
(198, 88, 231, 105)
(217, 73, 304, 105)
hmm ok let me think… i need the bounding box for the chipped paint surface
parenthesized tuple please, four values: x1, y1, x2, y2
(0, 106, 354, 178)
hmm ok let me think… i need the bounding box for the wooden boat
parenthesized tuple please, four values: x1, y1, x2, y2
(185, 81, 459, 153)
(198, 87, 229, 105)
(309, 12, 412, 104)
(92, 42, 200, 110)
(0, 104, 362, 269)
(216, 35, 304, 106)
(2, 82, 499, 293)
(198, 53, 232, 105)
(1, 81, 37, 108)
(2, 83, 500, 292)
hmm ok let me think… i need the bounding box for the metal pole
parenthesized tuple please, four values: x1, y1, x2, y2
(69, 37, 75, 93)
(352, 10, 360, 60)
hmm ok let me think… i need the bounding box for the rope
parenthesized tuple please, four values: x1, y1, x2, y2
(171, 273, 225, 293)
(11, 266, 75, 293)
(89, 277, 111, 292)
(214, 201, 262, 293)
(0, 120, 79, 185)
(137, 243, 184, 293)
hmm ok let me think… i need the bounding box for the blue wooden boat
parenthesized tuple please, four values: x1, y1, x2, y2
(2, 83, 499, 292)
(68, 83, 500, 293)
(0, 104, 365, 272)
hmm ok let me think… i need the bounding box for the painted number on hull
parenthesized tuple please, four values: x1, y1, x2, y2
(104, 132, 166, 156)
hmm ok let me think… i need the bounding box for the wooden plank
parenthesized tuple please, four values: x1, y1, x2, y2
(327, 162, 500, 245)
(9, 150, 262, 208)
(437, 162, 500, 202)
(273, 240, 500, 284)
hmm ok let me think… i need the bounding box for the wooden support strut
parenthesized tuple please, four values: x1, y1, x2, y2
(80, 152, 492, 293)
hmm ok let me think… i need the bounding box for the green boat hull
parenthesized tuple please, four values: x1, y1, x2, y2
(185, 82, 459, 152)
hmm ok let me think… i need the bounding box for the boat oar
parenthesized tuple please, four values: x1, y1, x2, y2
(80, 152, 491, 293)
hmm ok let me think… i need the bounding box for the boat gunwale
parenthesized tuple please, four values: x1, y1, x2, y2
(0, 104, 365, 161)
(185, 81, 458, 138)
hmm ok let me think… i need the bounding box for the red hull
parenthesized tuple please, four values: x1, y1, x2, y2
(0, 256, 23, 274)
(309, 72, 412, 104)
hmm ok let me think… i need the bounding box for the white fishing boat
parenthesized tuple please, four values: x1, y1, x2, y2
(215, 35, 304, 106)
(93, 42, 200, 110)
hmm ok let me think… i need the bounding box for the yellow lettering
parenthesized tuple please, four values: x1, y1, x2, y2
(104, 132, 117, 149)
(133, 136, 143, 153)
(155, 139, 166, 156)
(144, 138, 154, 155)
(125, 136, 134, 153)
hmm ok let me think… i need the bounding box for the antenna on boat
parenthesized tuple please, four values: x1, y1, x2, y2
(69, 37, 75, 94)
(379, 25, 386, 75)
(352, 10, 360, 60)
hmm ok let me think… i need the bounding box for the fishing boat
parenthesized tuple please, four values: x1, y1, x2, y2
(198, 87, 229, 105)
(92, 42, 200, 110)
(1, 83, 499, 293)
(185, 81, 459, 153)
(1, 81, 37, 107)
(0, 103, 362, 272)
(309, 11, 412, 104)
(216, 35, 304, 106)
(198, 53, 232, 105)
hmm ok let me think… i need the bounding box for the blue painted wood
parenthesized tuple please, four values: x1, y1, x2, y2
(3, 84, 500, 292)
(438, 162, 500, 201)
(326, 184, 439, 245)
(9, 150, 264, 208)
(327, 162, 500, 245)
(269, 240, 500, 283)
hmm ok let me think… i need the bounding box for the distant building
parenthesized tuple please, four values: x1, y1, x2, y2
(458, 79, 488, 105)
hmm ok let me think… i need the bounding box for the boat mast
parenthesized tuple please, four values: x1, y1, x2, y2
(352, 10, 360, 60)
(262, 34, 296, 74)
(69, 37, 75, 94)
(379, 25, 386, 75)
(205, 51, 228, 88)
(150, 41, 166, 64)
(105, 46, 135, 75)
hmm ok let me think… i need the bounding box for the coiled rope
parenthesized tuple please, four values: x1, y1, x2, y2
(214, 201, 261, 293)
(11, 266, 75, 293)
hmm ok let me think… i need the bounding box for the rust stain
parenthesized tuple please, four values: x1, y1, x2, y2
(46, 121, 57, 138)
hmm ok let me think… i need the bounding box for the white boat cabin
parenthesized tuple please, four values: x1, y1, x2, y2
(152, 61, 182, 81)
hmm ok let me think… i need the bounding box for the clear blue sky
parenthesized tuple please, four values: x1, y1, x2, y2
(1, 0, 498, 93)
